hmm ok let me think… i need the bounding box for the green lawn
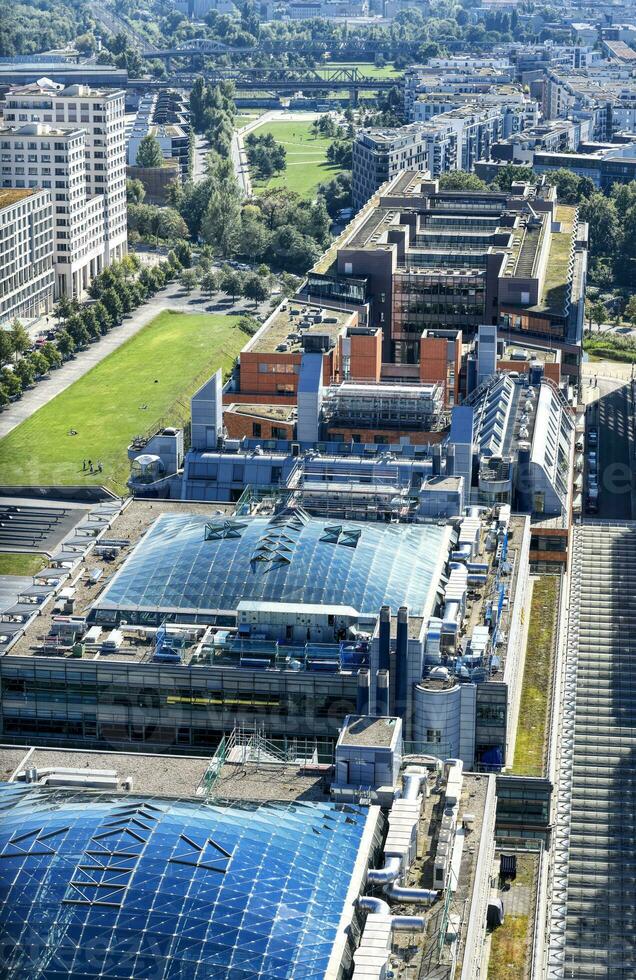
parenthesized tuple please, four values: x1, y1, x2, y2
(512, 576, 560, 777)
(249, 121, 340, 199)
(0, 311, 244, 495)
(0, 553, 47, 576)
(235, 110, 268, 127)
(320, 61, 402, 80)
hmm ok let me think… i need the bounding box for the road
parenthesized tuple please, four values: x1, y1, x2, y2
(581, 365, 634, 520)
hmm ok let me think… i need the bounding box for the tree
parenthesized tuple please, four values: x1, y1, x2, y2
(201, 271, 218, 298)
(56, 330, 75, 359)
(41, 342, 62, 370)
(29, 351, 49, 377)
(491, 164, 536, 191)
(54, 295, 75, 324)
(439, 171, 487, 191)
(0, 367, 21, 398)
(201, 186, 242, 257)
(179, 268, 199, 293)
(625, 295, 636, 329)
(0, 330, 13, 367)
(135, 134, 164, 168)
(14, 357, 35, 387)
(239, 214, 270, 263)
(220, 269, 243, 302)
(545, 168, 593, 204)
(102, 288, 124, 324)
(237, 316, 259, 336)
(242, 273, 268, 308)
(81, 307, 101, 340)
(590, 301, 606, 333)
(92, 301, 112, 334)
(318, 171, 352, 217)
(126, 178, 146, 204)
(66, 315, 89, 347)
(581, 193, 620, 262)
(173, 240, 192, 268)
(10, 319, 30, 361)
(0, 387, 9, 410)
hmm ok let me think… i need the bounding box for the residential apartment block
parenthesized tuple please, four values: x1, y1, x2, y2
(0, 188, 54, 324)
(352, 103, 530, 209)
(1, 78, 127, 295)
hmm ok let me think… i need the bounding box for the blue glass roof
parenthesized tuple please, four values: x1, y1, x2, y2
(0, 783, 369, 979)
(94, 509, 447, 618)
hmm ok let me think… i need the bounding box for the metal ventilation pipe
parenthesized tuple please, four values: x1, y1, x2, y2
(384, 883, 438, 904)
(356, 898, 426, 932)
(376, 669, 389, 716)
(379, 605, 391, 671)
(357, 668, 370, 715)
(390, 916, 427, 932)
(367, 855, 401, 885)
(402, 767, 427, 801)
(357, 896, 390, 916)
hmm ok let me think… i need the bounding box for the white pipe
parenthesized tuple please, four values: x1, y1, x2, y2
(367, 855, 401, 885)
(384, 883, 438, 904)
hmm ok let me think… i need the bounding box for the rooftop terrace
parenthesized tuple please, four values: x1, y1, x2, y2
(245, 302, 352, 354)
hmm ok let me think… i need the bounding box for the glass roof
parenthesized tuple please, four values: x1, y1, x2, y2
(94, 509, 447, 618)
(0, 783, 369, 979)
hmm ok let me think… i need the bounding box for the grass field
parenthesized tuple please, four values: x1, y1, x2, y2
(235, 110, 268, 127)
(320, 61, 402, 80)
(512, 576, 560, 777)
(0, 553, 47, 576)
(0, 311, 244, 495)
(250, 121, 340, 199)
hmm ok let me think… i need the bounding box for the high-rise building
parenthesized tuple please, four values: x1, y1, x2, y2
(2, 79, 127, 291)
(0, 187, 54, 324)
(0, 123, 105, 298)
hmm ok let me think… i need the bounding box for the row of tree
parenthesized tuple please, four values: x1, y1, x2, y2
(189, 79, 236, 158)
(0, 254, 182, 409)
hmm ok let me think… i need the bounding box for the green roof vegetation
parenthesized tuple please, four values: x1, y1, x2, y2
(0, 553, 47, 576)
(0, 311, 244, 495)
(487, 855, 537, 979)
(512, 575, 560, 777)
(540, 230, 572, 313)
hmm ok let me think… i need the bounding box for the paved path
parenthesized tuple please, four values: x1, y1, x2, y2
(0, 285, 268, 441)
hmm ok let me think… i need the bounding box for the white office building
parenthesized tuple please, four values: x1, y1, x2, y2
(2, 79, 127, 292)
(0, 123, 104, 299)
(0, 187, 54, 324)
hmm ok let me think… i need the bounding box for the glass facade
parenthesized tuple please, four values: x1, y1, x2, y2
(0, 783, 369, 978)
(95, 511, 447, 622)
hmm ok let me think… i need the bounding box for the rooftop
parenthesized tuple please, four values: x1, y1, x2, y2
(0, 781, 374, 979)
(245, 302, 353, 354)
(1, 745, 211, 797)
(339, 715, 399, 747)
(0, 188, 35, 208)
(92, 509, 449, 623)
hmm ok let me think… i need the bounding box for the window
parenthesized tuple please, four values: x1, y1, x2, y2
(427, 729, 442, 743)
(232, 464, 244, 482)
(252, 423, 262, 437)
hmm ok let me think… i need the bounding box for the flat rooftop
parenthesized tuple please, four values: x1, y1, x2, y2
(390, 770, 492, 979)
(212, 760, 329, 803)
(246, 302, 353, 354)
(227, 403, 296, 421)
(340, 715, 399, 747)
(0, 745, 211, 797)
(0, 188, 35, 208)
(5, 499, 235, 660)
